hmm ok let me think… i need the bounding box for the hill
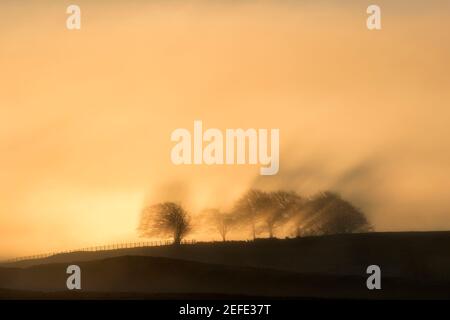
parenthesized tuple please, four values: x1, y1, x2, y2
(1, 255, 449, 299)
(3, 231, 450, 283)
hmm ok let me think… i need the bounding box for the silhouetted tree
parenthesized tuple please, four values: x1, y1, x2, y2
(297, 192, 372, 236)
(265, 191, 303, 238)
(233, 189, 270, 240)
(138, 202, 191, 245)
(201, 208, 235, 241)
(214, 212, 234, 242)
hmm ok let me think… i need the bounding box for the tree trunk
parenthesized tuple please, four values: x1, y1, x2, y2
(268, 222, 274, 238)
(174, 232, 181, 245)
(252, 223, 256, 240)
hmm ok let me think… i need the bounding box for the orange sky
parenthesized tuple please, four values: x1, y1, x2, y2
(1, 1, 450, 258)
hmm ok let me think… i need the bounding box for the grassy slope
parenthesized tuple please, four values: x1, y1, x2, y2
(3, 231, 450, 282)
(1, 232, 450, 299)
(1, 255, 449, 299)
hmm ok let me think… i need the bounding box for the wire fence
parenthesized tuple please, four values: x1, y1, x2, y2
(2, 239, 196, 264)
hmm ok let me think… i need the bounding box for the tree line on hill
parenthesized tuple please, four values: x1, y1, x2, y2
(137, 189, 373, 245)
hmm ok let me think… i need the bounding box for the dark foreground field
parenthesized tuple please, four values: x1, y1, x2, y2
(1, 231, 450, 299)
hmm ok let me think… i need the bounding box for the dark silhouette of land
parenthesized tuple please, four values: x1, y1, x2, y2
(1, 231, 450, 299)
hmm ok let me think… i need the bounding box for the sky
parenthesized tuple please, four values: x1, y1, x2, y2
(0, 0, 449, 258)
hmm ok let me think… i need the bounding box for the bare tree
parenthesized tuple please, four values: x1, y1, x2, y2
(138, 202, 191, 245)
(296, 192, 372, 236)
(232, 189, 270, 240)
(201, 208, 234, 241)
(264, 191, 302, 238)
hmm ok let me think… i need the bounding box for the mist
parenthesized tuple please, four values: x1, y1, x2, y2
(0, 0, 449, 257)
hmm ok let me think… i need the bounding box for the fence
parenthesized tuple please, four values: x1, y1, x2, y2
(2, 239, 196, 264)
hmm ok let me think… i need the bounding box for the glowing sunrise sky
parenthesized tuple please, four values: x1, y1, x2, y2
(0, 0, 449, 258)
